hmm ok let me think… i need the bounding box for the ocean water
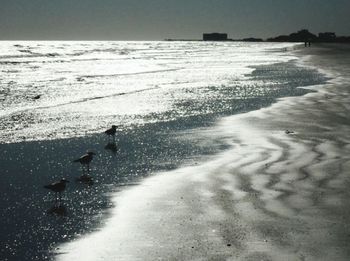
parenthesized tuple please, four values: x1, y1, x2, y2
(0, 41, 329, 260)
(0, 41, 324, 143)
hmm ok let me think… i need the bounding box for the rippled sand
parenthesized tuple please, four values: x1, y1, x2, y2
(57, 44, 350, 261)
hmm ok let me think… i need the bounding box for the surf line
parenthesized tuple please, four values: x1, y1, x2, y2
(0, 86, 161, 118)
(76, 67, 185, 81)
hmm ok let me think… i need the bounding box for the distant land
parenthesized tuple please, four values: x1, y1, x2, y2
(267, 29, 350, 43)
(165, 29, 350, 43)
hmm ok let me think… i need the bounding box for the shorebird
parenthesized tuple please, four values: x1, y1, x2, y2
(44, 178, 69, 203)
(105, 125, 118, 140)
(73, 151, 96, 173)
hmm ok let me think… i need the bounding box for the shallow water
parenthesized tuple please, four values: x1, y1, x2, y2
(0, 41, 325, 143)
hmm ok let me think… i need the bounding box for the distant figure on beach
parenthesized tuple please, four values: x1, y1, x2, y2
(304, 40, 311, 47)
(73, 151, 96, 173)
(44, 178, 69, 204)
(105, 125, 118, 140)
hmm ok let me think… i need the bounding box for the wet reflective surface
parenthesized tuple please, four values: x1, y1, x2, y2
(0, 41, 325, 143)
(0, 42, 329, 260)
(56, 44, 350, 261)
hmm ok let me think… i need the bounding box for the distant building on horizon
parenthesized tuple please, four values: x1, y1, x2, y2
(267, 29, 317, 42)
(318, 32, 336, 42)
(266, 29, 350, 43)
(242, 37, 263, 42)
(203, 33, 228, 41)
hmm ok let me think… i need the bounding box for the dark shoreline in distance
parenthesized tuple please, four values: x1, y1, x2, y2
(165, 38, 350, 43)
(164, 39, 350, 43)
(165, 29, 350, 43)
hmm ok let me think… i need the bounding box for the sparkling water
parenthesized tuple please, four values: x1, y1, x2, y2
(0, 41, 324, 143)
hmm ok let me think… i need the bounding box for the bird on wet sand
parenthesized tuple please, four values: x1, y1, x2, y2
(73, 151, 96, 173)
(44, 178, 69, 203)
(285, 129, 295, 134)
(105, 125, 118, 140)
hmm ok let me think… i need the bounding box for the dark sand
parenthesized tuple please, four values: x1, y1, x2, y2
(55, 44, 350, 261)
(0, 119, 230, 260)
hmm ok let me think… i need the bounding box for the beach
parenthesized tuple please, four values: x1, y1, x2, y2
(55, 44, 350, 260)
(1, 43, 350, 260)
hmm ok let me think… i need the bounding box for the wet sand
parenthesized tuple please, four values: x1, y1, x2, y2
(57, 44, 350, 260)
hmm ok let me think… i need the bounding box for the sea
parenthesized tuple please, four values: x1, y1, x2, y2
(0, 41, 328, 260)
(0, 41, 325, 143)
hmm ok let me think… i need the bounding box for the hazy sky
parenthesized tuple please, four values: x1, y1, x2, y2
(1, 0, 349, 40)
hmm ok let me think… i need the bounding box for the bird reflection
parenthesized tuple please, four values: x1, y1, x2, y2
(76, 174, 94, 186)
(47, 204, 67, 216)
(105, 142, 118, 154)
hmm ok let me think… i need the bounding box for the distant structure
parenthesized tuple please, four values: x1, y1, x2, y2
(165, 29, 350, 43)
(242, 37, 263, 42)
(267, 29, 317, 42)
(318, 32, 336, 42)
(203, 33, 228, 41)
(267, 29, 350, 43)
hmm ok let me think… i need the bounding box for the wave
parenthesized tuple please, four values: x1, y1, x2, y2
(0, 52, 60, 61)
(0, 86, 161, 118)
(71, 47, 138, 56)
(76, 67, 184, 81)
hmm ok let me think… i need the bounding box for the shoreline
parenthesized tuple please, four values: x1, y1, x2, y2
(56, 44, 350, 260)
(1, 44, 347, 260)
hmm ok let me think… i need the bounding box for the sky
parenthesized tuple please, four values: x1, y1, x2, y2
(0, 0, 349, 40)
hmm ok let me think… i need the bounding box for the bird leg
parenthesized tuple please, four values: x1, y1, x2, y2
(55, 192, 58, 206)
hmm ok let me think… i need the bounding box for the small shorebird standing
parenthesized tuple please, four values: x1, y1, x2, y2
(73, 151, 96, 173)
(105, 125, 118, 140)
(44, 178, 69, 204)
